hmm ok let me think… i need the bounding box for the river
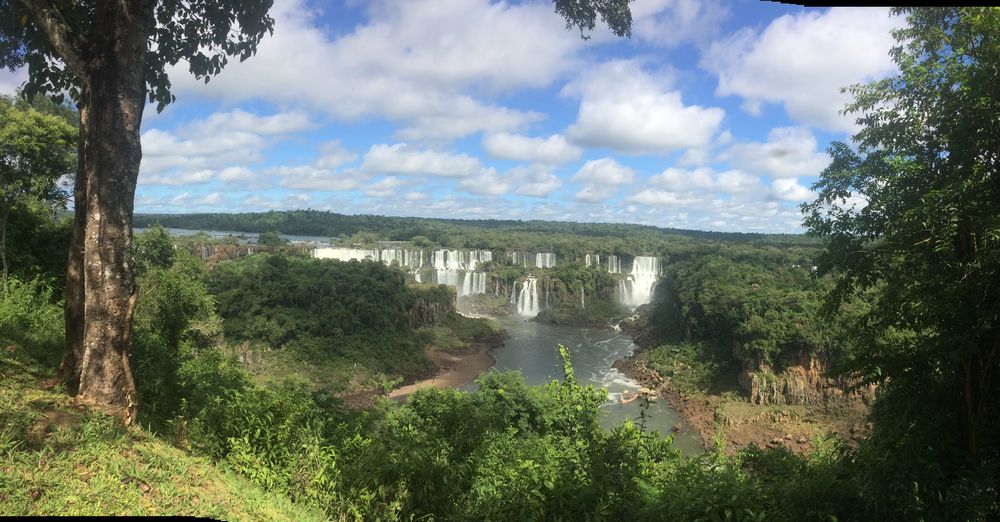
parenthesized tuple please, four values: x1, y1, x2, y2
(465, 315, 703, 454)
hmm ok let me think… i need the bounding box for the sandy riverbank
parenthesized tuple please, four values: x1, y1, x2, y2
(389, 343, 495, 399)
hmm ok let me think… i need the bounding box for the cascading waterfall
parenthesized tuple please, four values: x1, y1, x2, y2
(535, 253, 556, 268)
(434, 249, 492, 297)
(517, 277, 539, 316)
(509, 281, 517, 305)
(581, 285, 586, 309)
(585, 253, 600, 269)
(312, 247, 380, 262)
(509, 251, 531, 267)
(380, 248, 423, 270)
(618, 256, 662, 307)
(608, 255, 622, 274)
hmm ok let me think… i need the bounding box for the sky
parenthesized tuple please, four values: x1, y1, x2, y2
(0, 0, 903, 233)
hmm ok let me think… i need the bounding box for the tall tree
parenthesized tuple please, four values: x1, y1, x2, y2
(0, 95, 75, 288)
(0, 0, 276, 422)
(0, 0, 632, 423)
(803, 6, 999, 507)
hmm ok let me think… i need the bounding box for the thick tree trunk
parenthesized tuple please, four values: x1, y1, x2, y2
(58, 3, 150, 424)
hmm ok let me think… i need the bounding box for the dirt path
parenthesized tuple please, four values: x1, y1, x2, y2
(389, 344, 495, 399)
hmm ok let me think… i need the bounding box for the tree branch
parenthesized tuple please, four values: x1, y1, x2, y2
(18, 0, 87, 80)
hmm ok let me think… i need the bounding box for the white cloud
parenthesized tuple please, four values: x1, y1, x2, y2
(575, 185, 605, 204)
(241, 195, 283, 209)
(771, 178, 815, 202)
(509, 165, 562, 197)
(316, 140, 358, 169)
(631, 0, 730, 48)
(362, 143, 485, 178)
(702, 8, 901, 132)
(0, 68, 26, 96)
(564, 60, 725, 154)
(481, 133, 581, 165)
(365, 176, 407, 197)
(572, 158, 635, 185)
(715, 170, 762, 195)
(194, 192, 223, 206)
(649, 167, 715, 191)
(218, 166, 256, 183)
(459, 169, 508, 196)
(725, 127, 830, 179)
(277, 166, 368, 191)
(628, 189, 703, 207)
(403, 191, 429, 201)
(139, 109, 310, 185)
(167, 0, 582, 140)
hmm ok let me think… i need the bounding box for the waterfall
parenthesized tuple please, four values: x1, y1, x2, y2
(509, 280, 517, 305)
(312, 247, 380, 262)
(535, 253, 556, 268)
(545, 279, 550, 308)
(432, 249, 492, 297)
(618, 256, 662, 307)
(495, 278, 499, 298)
(581, 285, 586, 310)
(585, 253, 600, 268)
(517, 277, 539, 316)
(608, 255, 622, 274)
(509, 251, 524, 267)
(380, 248, 423, 270)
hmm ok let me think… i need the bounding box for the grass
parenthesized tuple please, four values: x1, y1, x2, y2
(0, 346, 326, 520)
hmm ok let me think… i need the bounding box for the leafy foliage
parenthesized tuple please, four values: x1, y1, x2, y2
(803, 7, 1000, 517)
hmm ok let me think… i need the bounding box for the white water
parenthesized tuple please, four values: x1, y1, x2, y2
(433, 249, 492, 297)
(312, 247, 380, 263)
(517, 277, 539, 316)
(619, 256, 661, 308)
(608, 255, 622, 274)
(536, 253, 556, 268)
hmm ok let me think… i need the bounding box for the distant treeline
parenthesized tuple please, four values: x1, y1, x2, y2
(134, 210, 818, 251)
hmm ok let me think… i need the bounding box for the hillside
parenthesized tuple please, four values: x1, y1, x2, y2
(0, 347, 324, 520)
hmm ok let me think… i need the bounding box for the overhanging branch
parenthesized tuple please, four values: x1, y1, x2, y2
(18, 0, 87, 81)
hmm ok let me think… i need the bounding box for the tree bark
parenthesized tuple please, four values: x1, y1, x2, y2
(56, 1, 151, 424)
(59, 87, 88, 389)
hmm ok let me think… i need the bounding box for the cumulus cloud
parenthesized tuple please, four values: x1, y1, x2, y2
(277, 166, 368, 191)
(631, 0, 730, 48)
(771, 178, 815, 202)
(139, 109, 311, 185)
(564, 60, 725, 154)
(165, 0, 581, 140)
(510, 165, 562, 197)
(316, 140, 358, 169)
(572, 158, 635, 185)
(575, 185, 606, 204)
(702, 7, 901, 132)
(362, 143, 485, 178)
(481, 133, 582, 165)
(459, 169, 508, 196)
(365, 176, 407, 198)
(724, 127, 830, 179)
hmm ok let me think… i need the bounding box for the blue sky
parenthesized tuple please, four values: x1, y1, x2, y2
(0, 1, 902, 233)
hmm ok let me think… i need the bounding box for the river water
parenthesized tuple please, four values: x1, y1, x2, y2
(465, 315, 703, 454)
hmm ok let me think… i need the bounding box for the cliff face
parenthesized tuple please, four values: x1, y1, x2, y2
(734, 342, 876, 406)
(408, 286, 456, 328)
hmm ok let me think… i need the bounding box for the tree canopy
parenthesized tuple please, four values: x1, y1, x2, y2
(803, 7, 1000, 514)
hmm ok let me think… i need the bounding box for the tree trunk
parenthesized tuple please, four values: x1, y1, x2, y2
(58, 92, 88, 390)
(58, 3, 150, 424)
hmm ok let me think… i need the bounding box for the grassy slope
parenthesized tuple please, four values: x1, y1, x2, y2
(0, 349, 324, 520)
